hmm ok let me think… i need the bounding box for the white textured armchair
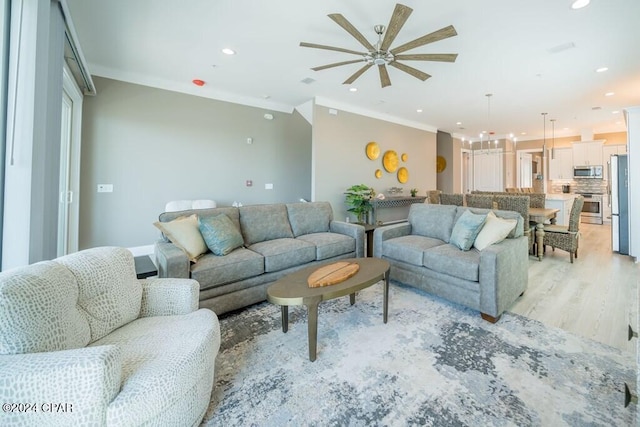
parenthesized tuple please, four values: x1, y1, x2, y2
(0, 247, 220, 426)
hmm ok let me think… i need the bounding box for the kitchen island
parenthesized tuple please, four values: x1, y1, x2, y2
(545, 193, 578, 226)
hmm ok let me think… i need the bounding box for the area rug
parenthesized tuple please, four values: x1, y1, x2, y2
(202, 283, 636, 426)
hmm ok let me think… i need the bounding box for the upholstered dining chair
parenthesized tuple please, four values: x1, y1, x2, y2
(494, 195, 533, 253)
(465, 194, 494, 209)
(528, 193, 546, 209)
(439, 193, 464, 206)
(542, 196, 584, 263)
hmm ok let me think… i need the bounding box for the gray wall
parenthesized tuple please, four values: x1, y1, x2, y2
(313, 104, 437, 223)
(79, 77, 311, 249)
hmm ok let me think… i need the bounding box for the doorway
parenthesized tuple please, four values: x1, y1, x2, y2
(57, 64, 83, 256)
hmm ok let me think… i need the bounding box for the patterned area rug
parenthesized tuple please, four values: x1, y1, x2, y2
(202, 283, 636, 426)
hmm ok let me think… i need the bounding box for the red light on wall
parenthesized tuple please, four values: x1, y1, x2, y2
(192, 79, 205, 86)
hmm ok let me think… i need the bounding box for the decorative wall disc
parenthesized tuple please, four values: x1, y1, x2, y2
(366, 142, 380, 160)
(375, 169, 382, 179)
(436, 156, 447, 173)
(401, 153, 408, 162)
(397, 167, 409, 183)
(382, 150, 399, 172)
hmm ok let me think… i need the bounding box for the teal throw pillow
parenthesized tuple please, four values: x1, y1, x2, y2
(450, 210, 487, 251)
(198, 214, 244, 256)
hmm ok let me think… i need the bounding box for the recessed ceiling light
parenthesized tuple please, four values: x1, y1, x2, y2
(571, 0, 590, 10)
(521, 132, 527, 135)
(456, 121, 462, 125)
(221, 48, 236, 55)
(596, 67, 608, 73)
(605, 92, 615, 97)
(612, 110, 620, 114)
(416, 109, 422, 113)
(349, 87, 357, 92)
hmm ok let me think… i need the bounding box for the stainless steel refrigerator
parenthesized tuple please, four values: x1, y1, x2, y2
(610, 154, 629, 254)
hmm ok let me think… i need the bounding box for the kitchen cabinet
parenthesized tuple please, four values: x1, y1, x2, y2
(572, 140, 603, 166)
(548, 147, 573, 180)
(545, 194, 577, 226)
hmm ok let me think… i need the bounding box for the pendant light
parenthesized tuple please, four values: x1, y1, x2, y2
(541, 112, 548, 157)
(550, 119, 556, 160)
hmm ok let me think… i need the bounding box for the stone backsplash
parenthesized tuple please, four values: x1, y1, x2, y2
(549, 179, 607, 194)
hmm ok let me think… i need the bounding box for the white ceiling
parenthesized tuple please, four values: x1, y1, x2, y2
(66, 0, 640, 141)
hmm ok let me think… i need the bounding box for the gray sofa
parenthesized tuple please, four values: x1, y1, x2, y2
(155, 202, 364, 315)
(373, 203, 528, 322)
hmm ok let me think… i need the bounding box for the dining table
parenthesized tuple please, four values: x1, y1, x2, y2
(529, 207, 560, 261)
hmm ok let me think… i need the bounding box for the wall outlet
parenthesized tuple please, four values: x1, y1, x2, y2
(97, 184, 113, 193)
(246, 180, 253, 187)
(265, 183, 273, 190)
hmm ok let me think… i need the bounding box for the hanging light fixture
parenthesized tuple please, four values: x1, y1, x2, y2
(550, 119, 556, 160)
(541, 112, 548, 158)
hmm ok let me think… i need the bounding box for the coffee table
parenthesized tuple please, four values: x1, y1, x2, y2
(267, 257, 390, 362)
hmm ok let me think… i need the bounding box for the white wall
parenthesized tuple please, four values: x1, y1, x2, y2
(625, 106, 640, 260)
(79, 77, 311, 249)
(312, 103, 437, 223)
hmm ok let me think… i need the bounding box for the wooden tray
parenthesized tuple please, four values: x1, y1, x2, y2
(307, 262, 360, 288)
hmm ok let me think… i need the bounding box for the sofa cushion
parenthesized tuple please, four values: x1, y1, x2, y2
(191, 248, 264, 289)
(450, 210, 488, 251)
(382, 235, 446, 266)
(247, 238, 316, 273)
(198, 214, 244, 256)
(423, 244, 481, 282)
(408, 204, 458, 243)
(91, 309, 219, 426)
(239, 204, 294, 245)
(153, 214, 208, 261)
(56, 247, 143, 343)
(474, 211, 517, 251)
(296, 232, 355, 260)
(0, 261, 91, 355)
(455, 207, 523, 239)
(286, 202, 332, 237)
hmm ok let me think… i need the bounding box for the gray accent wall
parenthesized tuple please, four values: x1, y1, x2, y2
(312, 104, 437, 223)
(79, 77, 311, 249)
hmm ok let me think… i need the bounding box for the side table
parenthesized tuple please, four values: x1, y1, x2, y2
(134, 255, 158, 279)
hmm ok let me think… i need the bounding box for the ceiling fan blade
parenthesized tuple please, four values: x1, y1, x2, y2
(390, 25, 458, 55)
(380, 4, 413, 52)
(388, 61, 431, 81)
(328, 13, 375, 51)
(394, 53, 458, 63)
(299, 42, 365, 56)
(312, 59, 365, 71)
(343, 63, 373, 84)
(378, 64, 391, 88)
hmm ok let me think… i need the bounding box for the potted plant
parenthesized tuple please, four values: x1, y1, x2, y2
(344, 184, 375, 224)
(410, 188, 418, 197)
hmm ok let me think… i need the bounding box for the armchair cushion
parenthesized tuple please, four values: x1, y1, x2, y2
(139, 278, 199, 317)
(57, 247, 143, 342)
(0, 262, 90, 354)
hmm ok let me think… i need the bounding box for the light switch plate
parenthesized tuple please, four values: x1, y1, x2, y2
(97, 184, 113, 193)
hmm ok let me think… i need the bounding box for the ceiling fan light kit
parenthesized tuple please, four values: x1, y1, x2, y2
(300, 3, 458, 88)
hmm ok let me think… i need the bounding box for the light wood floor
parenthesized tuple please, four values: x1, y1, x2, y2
(510, 222, 639, 354)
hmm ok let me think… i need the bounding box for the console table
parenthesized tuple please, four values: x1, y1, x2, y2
(371, 196, 427, 224)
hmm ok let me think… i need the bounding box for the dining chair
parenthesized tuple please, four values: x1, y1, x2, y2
(528, 193, 546, 209)
(427, 190, 442, 204)
(494, 195, 533, 253)
(439, 193, 464, 206)
(465, 194, 494, 209)
(542, 196, 585, 263)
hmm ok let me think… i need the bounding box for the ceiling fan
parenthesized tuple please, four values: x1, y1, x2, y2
(300, 3, 458, 88)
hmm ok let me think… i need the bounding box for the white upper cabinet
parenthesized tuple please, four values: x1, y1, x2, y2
(572, 140, 603, 166)
(602, 144, 627, 180)
(548, 147, 573, 180)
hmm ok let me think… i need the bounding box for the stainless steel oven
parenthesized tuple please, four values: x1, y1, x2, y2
(576, 193, 603, 224)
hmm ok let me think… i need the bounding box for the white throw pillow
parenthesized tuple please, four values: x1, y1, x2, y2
(154, 214, 207, 261)
(473, 211, 517, 251)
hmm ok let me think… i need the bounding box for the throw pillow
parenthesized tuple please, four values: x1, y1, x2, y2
(473, 211, 517, 251)
(153, 214, 207, 261)
(198, 214, 244, 256)
(450, 210, 487, 251)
